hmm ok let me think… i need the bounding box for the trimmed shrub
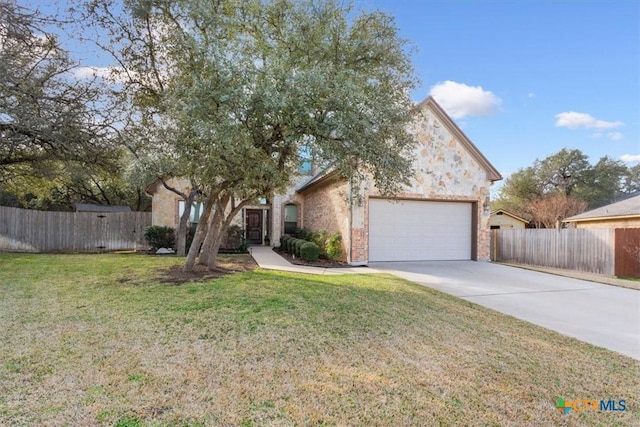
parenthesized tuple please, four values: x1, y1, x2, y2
(294, 239, 306, 257)
(286, 237, 296, 254)
(144, 225, 175, 251)
(280, 235, 291, 251)
(300, 241, 320, 261)
(326, 232, 343, 260)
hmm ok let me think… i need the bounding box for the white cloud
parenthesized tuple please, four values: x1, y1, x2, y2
(70, 66, 112, 79)
(607, 132, 623, 141)
(590, 131, 624, 141)
(69, 66, 126, 83)
(620, 154, 640, 163)
(429, 80, 502, 119)
(527, 92, 535, 98)
(555, 111, 623, 130)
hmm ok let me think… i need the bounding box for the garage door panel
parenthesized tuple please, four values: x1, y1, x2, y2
(368, 199, 472, 261)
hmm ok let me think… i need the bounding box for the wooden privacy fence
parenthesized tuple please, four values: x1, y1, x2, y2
(0, 206, 151, 253)
(491, 228, 616, 276)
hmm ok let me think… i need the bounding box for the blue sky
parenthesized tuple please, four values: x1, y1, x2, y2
(40, 0, 639, 184)
(361, 0, 640, 181)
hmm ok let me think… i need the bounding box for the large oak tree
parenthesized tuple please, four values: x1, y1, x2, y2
(86, 0, 419, 270)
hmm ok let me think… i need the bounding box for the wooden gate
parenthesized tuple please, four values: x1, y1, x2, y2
(614, 228, 640, 278)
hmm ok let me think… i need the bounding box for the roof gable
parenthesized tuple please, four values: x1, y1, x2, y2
(415, 97, 502, 182)
(490, 209, 529, 224)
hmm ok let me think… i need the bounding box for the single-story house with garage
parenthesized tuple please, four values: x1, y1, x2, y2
(563, 193, 640, 229)
(489, 209, 529, 229)
(146, 96, 502, 264)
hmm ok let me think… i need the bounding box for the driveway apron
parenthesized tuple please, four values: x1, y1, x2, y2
(369, 261, 640, 360)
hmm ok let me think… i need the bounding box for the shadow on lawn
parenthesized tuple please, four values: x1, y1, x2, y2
(160, 255, 258, 285)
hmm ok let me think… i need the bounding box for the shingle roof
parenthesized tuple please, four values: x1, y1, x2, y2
(295, 165, 336, 193)
(563, 194, 640, 222)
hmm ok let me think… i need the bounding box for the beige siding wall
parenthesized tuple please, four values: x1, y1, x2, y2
(490, 214, 527, 229)
(575, 218, 640, 229)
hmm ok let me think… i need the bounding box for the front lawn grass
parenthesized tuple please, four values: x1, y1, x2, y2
(0, 253, 637, 426)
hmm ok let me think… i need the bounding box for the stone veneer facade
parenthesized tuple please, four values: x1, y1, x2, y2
(300, 98, 498, 264)
(148, 178, 191, 228)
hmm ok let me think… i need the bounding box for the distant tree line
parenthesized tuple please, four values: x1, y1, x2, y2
(0, 1, 152, 211)
(492, 148, 640, 228)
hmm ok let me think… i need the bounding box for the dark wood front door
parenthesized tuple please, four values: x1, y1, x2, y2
(246, 210, 263, 244)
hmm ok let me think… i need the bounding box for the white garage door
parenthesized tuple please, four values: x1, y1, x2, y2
(368, 199, 472, 261)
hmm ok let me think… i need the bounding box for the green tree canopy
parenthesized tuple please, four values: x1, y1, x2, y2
(494, 148, 638, 225)
(86, 0, 418, 270)
(0, 1, 142, 210)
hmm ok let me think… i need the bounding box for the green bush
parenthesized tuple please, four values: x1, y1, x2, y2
(300, 241, 320, 261)
(290, 238, 301, 255)
(293, 227, 313, 241)
(294, 239, 306, 257)
(280, 235, 290, 251)
(285, 237, 295, 253)
(226, 224, 244, 250)
(326, 232, 343, 260)
(287, 237, 298, 255)
(143, 225, 175, 251)
(311, 229, 329, 257)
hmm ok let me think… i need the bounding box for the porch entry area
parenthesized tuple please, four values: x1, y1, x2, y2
(244, 209, 270, 245)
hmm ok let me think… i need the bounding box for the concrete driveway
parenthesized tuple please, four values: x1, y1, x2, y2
(369, 261, 640, 360)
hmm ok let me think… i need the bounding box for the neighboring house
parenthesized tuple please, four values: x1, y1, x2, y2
(146, 96, 502, 264)
(489, 209, 529, 229)
(563, 194, 640, 229)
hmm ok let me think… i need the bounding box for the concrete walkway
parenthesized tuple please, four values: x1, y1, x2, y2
(249, 246, 378, 275)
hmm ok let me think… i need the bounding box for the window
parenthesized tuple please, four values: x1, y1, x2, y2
(178, 201, 204, 223)
(298, 145, 312, 174)
(284, 204, 298, 234)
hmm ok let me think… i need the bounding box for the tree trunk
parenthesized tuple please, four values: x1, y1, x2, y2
(206, 199, 250, 270)
(184, 194, 216, 272)
(159, 179, 199, 257)
(176, 192, 195, 256)
(198, 194, 230, 266)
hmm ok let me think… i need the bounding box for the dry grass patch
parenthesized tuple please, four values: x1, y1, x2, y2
(160, 254, 257, 285)
(0, 253, 637, 426)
